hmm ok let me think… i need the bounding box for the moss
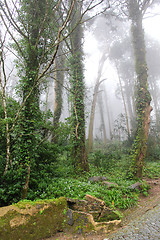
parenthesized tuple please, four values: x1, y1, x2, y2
(67, 211, 94, 234)
(97, 212, 120, 222)
(0, 197, 68, 240)
(14, 198, 59, 209)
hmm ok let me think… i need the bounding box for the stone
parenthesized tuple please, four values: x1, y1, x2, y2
(0, 197, 68, 240)
(67, 209, 74, 226)
(98, 207, 121, 222)
(88, 176, 108, 183)
(128, 182, 142, 190)
(101, 181, 118, 188)
(85, 194, 105, 208)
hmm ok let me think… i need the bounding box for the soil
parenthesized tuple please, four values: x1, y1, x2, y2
(43, 178, 160, 240)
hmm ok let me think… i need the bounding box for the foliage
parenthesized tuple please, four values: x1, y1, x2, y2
(0, 140, 60, 206)
(143, 162, 160, 179)
(27, 176, 139, 210)
(0, 95, 60, 206)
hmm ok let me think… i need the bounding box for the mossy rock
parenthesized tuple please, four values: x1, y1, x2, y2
(0, 196, 122, 239)
(67, 211, 94, 234)
(0, 197, 67, 240)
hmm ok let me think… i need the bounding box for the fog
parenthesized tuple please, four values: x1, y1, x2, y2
(1, 1, 160, 143)
(83, 4, 160, 141)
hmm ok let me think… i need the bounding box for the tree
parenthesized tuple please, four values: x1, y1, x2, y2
(69, 0, 89, 172)
(127, 0, 152, 178)
(0, 0, 77, 198)
(52, 43, 65, 144)
(109, 36, 136, 136)
(98, 88, 107, 144)
(0, 32, 11, 174)
(88, 52, 107, 152)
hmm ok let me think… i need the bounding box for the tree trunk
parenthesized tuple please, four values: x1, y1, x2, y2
(52, 44, 64, 143)
(88, 81, 100, 152)
(88, 53, 107, 152)
(69, 1, 89, 172)
(98, 89, 107, 144)
(104, 87, 113, 140)
(116, 64, 130, 138)
(0, 50, 11, 175)
(20, 0, 44, 198)
(128, 0, 152, 178)
(150, 80, 159, 129)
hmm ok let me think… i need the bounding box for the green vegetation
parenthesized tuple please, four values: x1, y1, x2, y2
(0, 1, 160, 220)
(0, 94, 159, 212)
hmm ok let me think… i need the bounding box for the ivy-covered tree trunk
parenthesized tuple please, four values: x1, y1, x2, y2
(128, 0, 152, 178)
(17, 0, 45, 199)
(70, 1, 89, 172)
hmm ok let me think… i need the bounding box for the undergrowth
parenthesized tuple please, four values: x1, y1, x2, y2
(1, 142, 160, 209)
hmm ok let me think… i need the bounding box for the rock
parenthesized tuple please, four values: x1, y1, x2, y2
(0, 198, 68, 240)
(98, 207, 121, 222)
(67, 209, 74, 226)
(88, 176, 108, 183)
(85, 194, 105, 208)
(66, 210, 121, 234)
(128, 182, 142, 190)
(67, 198, 91, 212)
(0, 196, 122, 239)
(102, 181, 118, 188)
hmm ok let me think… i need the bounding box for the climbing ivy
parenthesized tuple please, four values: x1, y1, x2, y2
(128, 0, 152, 178)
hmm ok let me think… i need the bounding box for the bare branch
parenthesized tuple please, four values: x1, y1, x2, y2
(0, 13, 25, 58)
(1, 0, 28, 40)
(37, 0, 76, 82)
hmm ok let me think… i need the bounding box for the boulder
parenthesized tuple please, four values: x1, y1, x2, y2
(0, 198, 67, 240)
(0, 196, 122, 239)
(88, 176, 108, 183)
(128, 182, 143, 190)
(67, 195, 121, 233)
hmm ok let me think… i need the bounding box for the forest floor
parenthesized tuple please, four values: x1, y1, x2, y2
(43, 178, 160, 240)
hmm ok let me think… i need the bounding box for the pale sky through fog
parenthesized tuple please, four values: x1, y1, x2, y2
(143, 6, 160, 41)
(84, 5, 160, 87)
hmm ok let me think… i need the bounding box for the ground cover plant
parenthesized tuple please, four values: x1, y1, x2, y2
(0, 136, 160, 209)
(24, 142, 160, 211)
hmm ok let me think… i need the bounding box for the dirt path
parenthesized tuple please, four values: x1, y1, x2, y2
(43, 178, 160, 240)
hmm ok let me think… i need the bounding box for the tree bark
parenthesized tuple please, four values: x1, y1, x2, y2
(128, 0, 152, 178)
(69, 0, 89, 172)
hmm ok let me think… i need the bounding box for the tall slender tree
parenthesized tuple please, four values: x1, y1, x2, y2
(87, 52, 107, 152)
(127, 0, 152, 178)
(69, 0, 89, 172)
(52, 43, 65, 143)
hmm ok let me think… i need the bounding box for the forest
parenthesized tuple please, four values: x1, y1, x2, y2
(0, 0, 160, 210)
